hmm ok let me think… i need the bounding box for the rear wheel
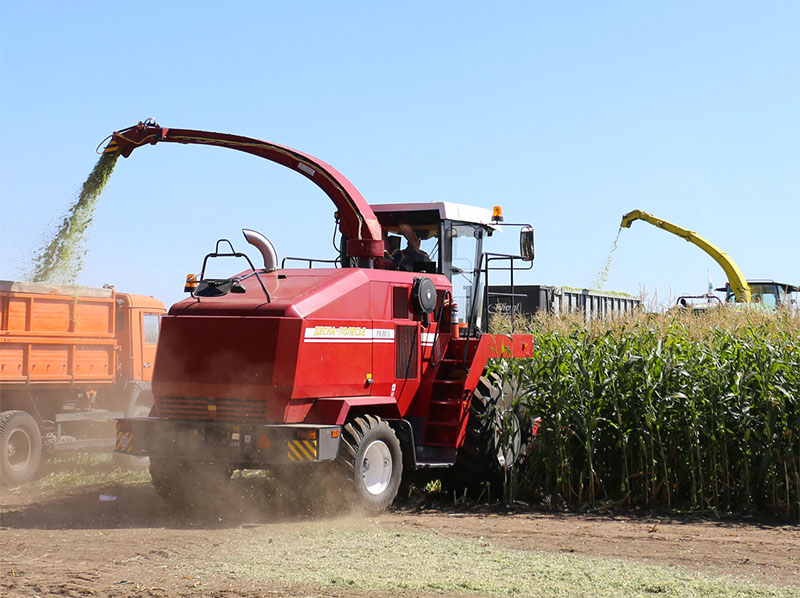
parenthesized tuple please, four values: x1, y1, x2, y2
(449, 372, 522, 494)
(0, 410, 43, 485)
(337, 415, 403, 513)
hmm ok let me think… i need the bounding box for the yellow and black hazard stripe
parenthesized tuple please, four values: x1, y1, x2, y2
(288, 439, 318, 462)
(103, 139, 120, 154)
(115, 430, 134, 453)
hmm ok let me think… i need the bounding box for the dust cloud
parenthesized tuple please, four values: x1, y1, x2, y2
(2, 458, 366, 532)
(151, 460, 366, 527)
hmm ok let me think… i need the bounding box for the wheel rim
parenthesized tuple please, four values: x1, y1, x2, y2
(7, 427, 32, 472)
(361, 440, 392, 496)
(493, 410, 521, 469)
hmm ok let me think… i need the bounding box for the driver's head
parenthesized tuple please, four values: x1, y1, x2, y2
(397, 223, 420, 249)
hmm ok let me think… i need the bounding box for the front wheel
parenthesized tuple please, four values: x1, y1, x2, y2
(0, 410, 43, 485)
(337, 415, 403, 513)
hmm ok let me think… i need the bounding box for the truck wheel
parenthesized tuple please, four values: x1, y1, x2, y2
(149, 457, 231, 508)
(449, 372, 522, 493)
(337, 415, 403, 513)
(0, 410, 43, 485)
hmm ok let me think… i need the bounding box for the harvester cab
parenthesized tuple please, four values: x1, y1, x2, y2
(367, 202, 534, 334)
(716, 280, 800, 311)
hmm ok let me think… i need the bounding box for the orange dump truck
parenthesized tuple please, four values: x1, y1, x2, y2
(0, 281, 165, 484)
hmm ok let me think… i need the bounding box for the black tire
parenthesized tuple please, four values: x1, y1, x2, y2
(149, 457, 232, 508)
(449, 372, 522, 493)
(337, 415, 403, 513)
(0, 410, 43, 485)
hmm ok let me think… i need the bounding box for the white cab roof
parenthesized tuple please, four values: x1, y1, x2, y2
(370, 202, 498, 228)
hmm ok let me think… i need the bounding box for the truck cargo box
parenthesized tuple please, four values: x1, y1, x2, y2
(488, 285, 641, 321)
(0, 281, 117, 385)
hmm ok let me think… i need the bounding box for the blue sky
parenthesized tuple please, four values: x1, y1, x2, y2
(1, 2, 798, 307)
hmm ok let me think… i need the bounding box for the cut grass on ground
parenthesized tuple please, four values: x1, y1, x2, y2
(3, 453, 150, 495)
(204, 523, 795, 598)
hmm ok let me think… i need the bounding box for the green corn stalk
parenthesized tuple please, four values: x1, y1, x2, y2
(491, 308, 799, 518)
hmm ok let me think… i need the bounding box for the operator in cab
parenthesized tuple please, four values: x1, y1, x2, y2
(394, 223, 433, 272)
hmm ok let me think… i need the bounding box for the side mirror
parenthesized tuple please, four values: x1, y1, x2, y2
(520, 226, 534, 262)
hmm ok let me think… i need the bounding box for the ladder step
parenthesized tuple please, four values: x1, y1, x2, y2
(436, 358, 468, 382)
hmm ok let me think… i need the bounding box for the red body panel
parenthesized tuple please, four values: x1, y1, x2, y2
(151, 267, 532, 451)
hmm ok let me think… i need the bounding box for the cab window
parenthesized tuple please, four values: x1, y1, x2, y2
(143, 313, 161, 345)
(376, 210, 441, 273)
(449, 223, 485, 325)
(751, 285, 778, 308)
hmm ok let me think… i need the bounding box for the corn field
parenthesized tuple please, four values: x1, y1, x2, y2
(491, 308, 800, 518)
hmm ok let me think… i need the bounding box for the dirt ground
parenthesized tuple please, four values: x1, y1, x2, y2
(1, 477, 798, 597)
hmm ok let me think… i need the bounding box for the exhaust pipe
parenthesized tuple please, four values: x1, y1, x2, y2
(242, 229, 278, 272)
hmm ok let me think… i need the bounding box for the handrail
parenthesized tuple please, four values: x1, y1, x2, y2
(195, 239, 270, 302)
(281, 256, 340, 269)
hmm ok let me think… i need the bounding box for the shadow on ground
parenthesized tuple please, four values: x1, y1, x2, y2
(3, 467, 796, 532)
(0, 475, 361, 531)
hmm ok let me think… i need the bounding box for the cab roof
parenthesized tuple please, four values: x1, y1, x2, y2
(746, 280, 800, 292)
(715, 280, 800, 293)
(370, 202, 498, 229)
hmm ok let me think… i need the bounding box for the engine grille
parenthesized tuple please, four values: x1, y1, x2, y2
(158, 396, 268, 423)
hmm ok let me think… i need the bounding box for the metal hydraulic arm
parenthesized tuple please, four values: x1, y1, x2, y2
(103, 120, 384, 262)
(620, 209, 751, 303)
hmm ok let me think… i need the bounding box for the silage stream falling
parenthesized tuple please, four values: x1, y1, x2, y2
(590, 227, 621, 290)
(29, 152, 120, 285)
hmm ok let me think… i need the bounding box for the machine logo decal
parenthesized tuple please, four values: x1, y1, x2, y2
(297, 162, 316, 177)
(303, 327, 395, 343)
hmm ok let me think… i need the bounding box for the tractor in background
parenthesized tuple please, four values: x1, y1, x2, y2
(621, 210, 798, 313)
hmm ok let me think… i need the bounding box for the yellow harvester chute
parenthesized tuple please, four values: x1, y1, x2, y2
(620, 210, 752, 303)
